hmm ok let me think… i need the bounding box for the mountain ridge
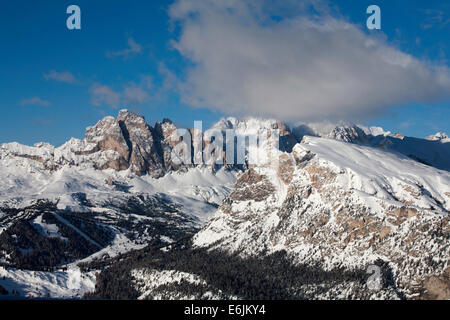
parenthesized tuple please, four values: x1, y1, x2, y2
(192, 136, 450, 299)
(0, 110, 449, 299)
(1, 110, 449, 175)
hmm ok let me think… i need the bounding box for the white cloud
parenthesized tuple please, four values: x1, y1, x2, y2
(123, 85, 150, 105)
(90, 77, 153, 108)
(19, 97, 51, 107)
(90, 84, 121, 108)
(107, 37, 142, 59)
(44, 70, 76, 84)
(169, 0, 450, 122)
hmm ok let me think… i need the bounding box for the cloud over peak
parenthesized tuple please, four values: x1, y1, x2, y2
(169, 0, 450, 123)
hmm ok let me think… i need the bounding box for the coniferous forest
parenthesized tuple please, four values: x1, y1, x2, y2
(84, 237, 400, 300)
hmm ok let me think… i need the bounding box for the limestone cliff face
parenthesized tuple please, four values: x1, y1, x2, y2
(154, 119, 186, 172)
(85, 116, 130, 172)
(82, 110, 180, 177)
(116, 110, 164, 177)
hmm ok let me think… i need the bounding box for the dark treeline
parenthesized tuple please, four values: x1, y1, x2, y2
(85, 238, 395, 300)
(0, 195, 199, 272)
(0, 284, 8, 295)
(0, 218, 98, 270)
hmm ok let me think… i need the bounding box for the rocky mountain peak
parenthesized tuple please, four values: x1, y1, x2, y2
(327, 124, 368, 143)
(84, 114, 131, 172)
(426, 132, 449, 141)
(82, 110, 164, 176)
(117, 109, 148, 130)
(292, 122, 369, 144)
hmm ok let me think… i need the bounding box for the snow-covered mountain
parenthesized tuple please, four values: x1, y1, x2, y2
(193, 136, 450, 299)
(0, 110, 449, 299)
(293, 122, 450, 171)
(0, 110, 239, 298)
(426, 132, 449, 141)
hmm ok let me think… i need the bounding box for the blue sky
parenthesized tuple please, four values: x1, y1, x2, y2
(0, 0, 449, 146)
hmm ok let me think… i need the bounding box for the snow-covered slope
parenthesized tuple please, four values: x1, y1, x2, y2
(0, 164, 237, 298)
(293, 123, 450, 171)
(194, 136, 450, 299)
(0, 111, 242, 299)
(0, 266, 96, 299)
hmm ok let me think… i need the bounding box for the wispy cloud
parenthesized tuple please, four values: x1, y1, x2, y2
(123, 85, 150, 106)
(107, 37, 142, 59)
(43, 70, 76, 84)
(90, 76, 153, 108)
(90, 84, 121, 109)
(420, 9, 450, 30)
(157, 63, 179, 97)
(399, 120, 415, 130)
(29, 117, 54, 127)
(19, 97, 51, 107)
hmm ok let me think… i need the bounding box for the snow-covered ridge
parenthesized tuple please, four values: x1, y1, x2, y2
(194, 136, 450, 299)
(426, 132, 449, 141)
(299, 136, 450, 211)
(292, 122, 450, 171)
(0, 112, 297, 178)
(1, 111, 449, 176)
